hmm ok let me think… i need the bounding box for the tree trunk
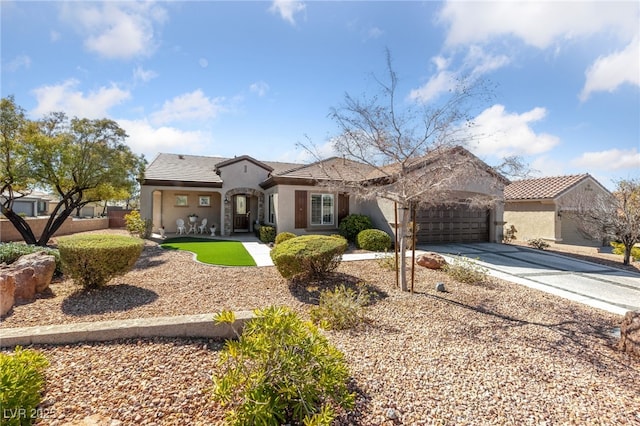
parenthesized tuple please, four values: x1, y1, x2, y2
(0, 208, 37, 244)
(398, 206, 411, 291)
(37, 208, 74, 246)
(624, 244, 632, 265)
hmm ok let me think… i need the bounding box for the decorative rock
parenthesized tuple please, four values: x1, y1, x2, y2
(386, 408, 399, 420)
(0, 273, 16, 316)
(618, 310, 640, 358)
(416, 252, 448, 270)
(12, 251, 56, 292)
(9, 267, 37, 300)
(435, 282, 446, 292)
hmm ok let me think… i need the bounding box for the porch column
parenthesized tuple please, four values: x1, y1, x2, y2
(220, 195, 227, 236)
(152, 190, 162, 232)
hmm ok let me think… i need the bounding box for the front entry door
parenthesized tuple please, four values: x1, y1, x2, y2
(233, 194, 249, 232)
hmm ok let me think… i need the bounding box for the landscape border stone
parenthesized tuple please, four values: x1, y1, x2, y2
(0, 311, 254, 348)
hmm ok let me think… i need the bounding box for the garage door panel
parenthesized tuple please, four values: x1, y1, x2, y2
(415, 205, 489, 244)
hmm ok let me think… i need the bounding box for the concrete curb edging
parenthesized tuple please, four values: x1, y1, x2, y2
(0, 311, 255, 348)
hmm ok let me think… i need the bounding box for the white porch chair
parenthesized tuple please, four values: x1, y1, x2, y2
(176, 218, 186, 235)
(198, 218, 208, 234)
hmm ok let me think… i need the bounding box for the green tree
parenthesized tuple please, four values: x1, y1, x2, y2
(0, 96, 145, 246)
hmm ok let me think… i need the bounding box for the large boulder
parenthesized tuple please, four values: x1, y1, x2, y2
(416, 252, 448, 270)
(9, 267, 38, 300)
(12, 251, 56, 292)
(618, 310, 640, 358)
(0, 273, 16, 316)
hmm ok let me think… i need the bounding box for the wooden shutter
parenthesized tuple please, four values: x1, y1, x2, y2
(295, 190, 307, 229)
(338, 193, 349, 223)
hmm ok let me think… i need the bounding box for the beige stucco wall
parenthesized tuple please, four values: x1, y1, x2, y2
(218, 159, 270, 192)
(504, 201, 557, 242)
(0, 217, 109, 242)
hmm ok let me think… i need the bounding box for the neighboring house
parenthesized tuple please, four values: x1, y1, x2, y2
(0, 190, 52, 217)
(140, 148, 507, 243)
(504, 174, 611, 247)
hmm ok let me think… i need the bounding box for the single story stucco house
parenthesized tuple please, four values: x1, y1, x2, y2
(0, 190, 52, 217)
(504, 174, 611, 247)
(140, 147, 508, 244)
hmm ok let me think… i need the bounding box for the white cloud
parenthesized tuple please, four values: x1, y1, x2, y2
(570, 148, 640, 171)
(5, 54, 31, 72)
(118, 119, 210, 161)
(580, 36, 640, 101)
(409, 47, 510, 103)
(468, 104, 560, 157)
(250, 81, 270, 97)
(408, 69, 456, 103)
(279, 140, 337, 164)
(31, 79, 130, 118)
(150, 90, 226, 126)
(465, 45, 511, 77)
(269, 0, 306, 26)
(60, 2, 168, 60)
(437, 1, 639, 100)
(133, 66, 157, 84)
(439, 2, 638, 49)
(366, 27, 384, 40)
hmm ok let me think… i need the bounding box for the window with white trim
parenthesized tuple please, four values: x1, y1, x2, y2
(310, 194, 334, 225)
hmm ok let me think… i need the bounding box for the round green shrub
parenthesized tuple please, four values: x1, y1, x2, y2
(338, 214, 373, 242)
(259, 225, 276, 243)
(0, 346, 49, 425)
(58, 234, 144, 289)
(356, 229, 392, 251)
(275, 232, 296, 245)
(212, 306, 355, 425)
(270, 235, 348, 279)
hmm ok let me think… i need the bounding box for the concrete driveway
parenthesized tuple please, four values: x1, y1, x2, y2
(419, 242, 640, 316)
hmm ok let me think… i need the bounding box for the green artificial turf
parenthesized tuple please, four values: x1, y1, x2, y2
(160, 237, 257, 266)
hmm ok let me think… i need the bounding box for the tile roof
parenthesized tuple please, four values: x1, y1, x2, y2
(273, 157, 376, 181)
(504, 174, 590, 200)
(144, 153, 301, 183)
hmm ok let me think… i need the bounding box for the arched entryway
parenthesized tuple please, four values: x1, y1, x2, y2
(223, 188, 264, 235)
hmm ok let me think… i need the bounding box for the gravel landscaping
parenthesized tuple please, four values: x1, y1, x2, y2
(1, 231, 639, 425)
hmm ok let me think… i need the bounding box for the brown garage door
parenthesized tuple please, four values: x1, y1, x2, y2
(415, 205, 489, 244)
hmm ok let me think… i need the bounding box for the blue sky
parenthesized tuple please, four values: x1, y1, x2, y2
(2, 1, 639, 190)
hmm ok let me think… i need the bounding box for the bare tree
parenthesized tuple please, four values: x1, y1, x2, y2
(561, 178, 640, 265)
(302, 51, 511, 291)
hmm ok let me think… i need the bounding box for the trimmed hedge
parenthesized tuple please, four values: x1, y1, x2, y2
(58, 234, 144, 289)
(356, 229, 392, 251)
(338, 214, 373, 243)
(259, 225, 276, 244)
(270, 235, 347, 279)
(275, 232, 296, 245)
(0, 346, 49, 426)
